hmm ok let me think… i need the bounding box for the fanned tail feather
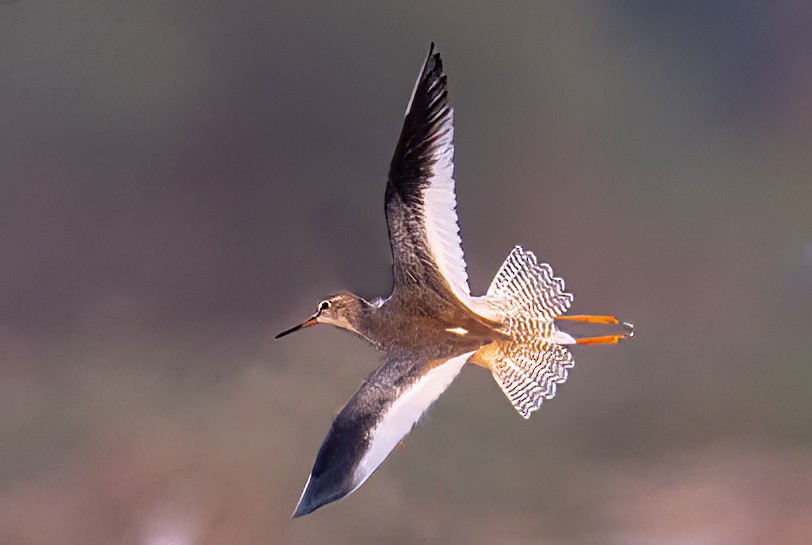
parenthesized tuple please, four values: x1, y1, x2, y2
(484, 246, 575, 418)
(486, 245, 573, 328)
(491, 342, 574, 419)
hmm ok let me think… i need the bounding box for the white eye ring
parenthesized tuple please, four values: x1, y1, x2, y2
(318, 300, 331, 312)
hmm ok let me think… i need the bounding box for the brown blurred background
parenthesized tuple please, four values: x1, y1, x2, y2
(1, 1, 811, 544)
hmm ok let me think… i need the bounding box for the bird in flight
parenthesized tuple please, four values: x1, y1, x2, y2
(277, 43, 633, 517)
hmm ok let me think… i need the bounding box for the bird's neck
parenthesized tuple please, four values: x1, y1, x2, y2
(339, 298, 384, 348)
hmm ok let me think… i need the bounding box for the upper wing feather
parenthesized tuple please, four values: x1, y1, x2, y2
(385, 44, 471, 305)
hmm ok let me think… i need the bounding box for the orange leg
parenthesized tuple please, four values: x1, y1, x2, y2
(558, 315, 635, 345)
(575, 335, 626, 345)
(556, 314, 620, 324)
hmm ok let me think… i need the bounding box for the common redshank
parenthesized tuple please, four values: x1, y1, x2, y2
(277, 43, 633, 517)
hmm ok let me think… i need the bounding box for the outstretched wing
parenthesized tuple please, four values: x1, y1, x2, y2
(385, 43, 471, 305)
(293, 350, 475, 517)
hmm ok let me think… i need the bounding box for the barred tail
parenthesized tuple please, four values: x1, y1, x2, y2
(484, 246, 576, 418)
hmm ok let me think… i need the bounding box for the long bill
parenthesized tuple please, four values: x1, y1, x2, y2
(275, 316, 318, 339)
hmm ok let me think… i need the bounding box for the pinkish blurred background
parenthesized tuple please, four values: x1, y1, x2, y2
(1, 2, 811, 544)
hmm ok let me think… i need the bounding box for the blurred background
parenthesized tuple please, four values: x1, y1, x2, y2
(1, 1, 811, 544)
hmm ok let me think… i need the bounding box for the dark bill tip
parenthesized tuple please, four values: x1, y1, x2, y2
(275, 317, 318, 339)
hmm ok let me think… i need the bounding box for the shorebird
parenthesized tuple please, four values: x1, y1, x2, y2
(277, 43, 633, 517)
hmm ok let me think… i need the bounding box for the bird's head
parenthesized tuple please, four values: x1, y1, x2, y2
(275, 292, 366, 338)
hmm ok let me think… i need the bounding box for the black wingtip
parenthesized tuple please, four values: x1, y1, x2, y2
(291, 501, 315, 519)
(291, 480, 318, 519)
(291, 476, 351, 519)
(424, 42, 442, 73)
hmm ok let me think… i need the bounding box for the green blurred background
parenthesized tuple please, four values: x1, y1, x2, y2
(1, 1, 811, 544)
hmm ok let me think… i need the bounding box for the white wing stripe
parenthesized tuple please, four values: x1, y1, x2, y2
(420, 109, 473, 306)
(352, 351, 475, 490)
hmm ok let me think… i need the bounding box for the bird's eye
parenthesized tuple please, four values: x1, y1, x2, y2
(319, 301, 331, 312)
